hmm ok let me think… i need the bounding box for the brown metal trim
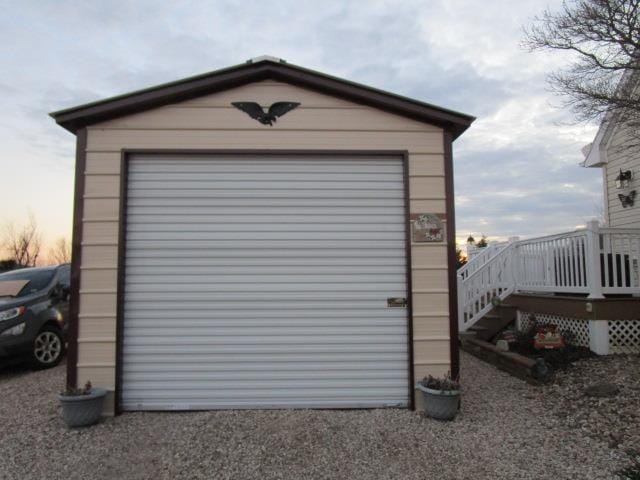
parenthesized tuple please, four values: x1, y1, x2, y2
(114, 149, 417, 411)
(442, 131, 460, 379)
(66, 128, 87, 389)
(509, 293, 640, 320)
(114, 152, 129, 415)
(121, 148, 412, 157)
(401, 152, 416, 410)
(50, 60, 474, 138)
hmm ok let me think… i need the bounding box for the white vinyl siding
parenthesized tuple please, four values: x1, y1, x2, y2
(603, 122, 640, 228)
(121, 154, 409, 410)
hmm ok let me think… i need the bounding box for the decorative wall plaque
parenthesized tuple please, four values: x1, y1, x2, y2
(412, 213, 444, 242)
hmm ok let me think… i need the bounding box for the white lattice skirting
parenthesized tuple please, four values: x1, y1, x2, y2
(608, 320, 640, 354)
(516, 311, 640, 355)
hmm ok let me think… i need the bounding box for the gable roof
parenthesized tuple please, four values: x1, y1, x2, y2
(581, 114, 614, 167)
(50, 57, 475, 139)
(581, 68, 639, 168)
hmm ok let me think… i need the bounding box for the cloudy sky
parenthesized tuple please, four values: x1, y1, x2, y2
(0, 0, 603, 255)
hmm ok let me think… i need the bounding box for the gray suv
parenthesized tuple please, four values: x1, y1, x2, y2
(0, 264, 70, 369)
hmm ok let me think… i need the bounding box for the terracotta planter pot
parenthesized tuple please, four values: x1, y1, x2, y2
(417, 384, 460, 421)
(59, 388, 107, 428)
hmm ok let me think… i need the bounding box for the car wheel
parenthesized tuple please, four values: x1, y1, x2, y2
(31, 326, 64, 369)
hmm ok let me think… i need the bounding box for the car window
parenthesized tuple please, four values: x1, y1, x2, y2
(0, 269, 56, 297)
(58, 265, 71, 288)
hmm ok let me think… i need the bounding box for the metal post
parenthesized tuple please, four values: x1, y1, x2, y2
(509, 236, 520, 292)
(585, 220, 604, 299)
(457, 274, 465, 332)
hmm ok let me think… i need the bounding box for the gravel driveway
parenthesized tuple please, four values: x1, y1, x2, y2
(0, 353, 633, 480)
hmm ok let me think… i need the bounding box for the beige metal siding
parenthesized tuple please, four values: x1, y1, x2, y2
(604, 124, 640, 228)
(77, 80, 451, 411)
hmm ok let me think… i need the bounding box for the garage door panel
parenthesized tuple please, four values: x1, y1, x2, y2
(128, 171, 404, 182)
(124, 282, 405, 294)
(124, 249, 404, 260)
(123, 333, 408, 344)
(124, 275, 407, 286)
(126, 264, 406, 275)
(126, 214, 402, 225)
(126, 230, 405, 241)
(123, 325, 406, 336)
(127, 221, 404, 232)
(123, 381, 409, 394)
(125, 352, 406, 364)
(127, 197, 403, 208)
(126, 257, 404, 267)
(125, 239, 404, 250)
(125, 290, 404, 299)
(124, 361, 408, 372)
(127, 157, 401, 170)
(124, 389, 406, 399)
(124, 344, 407, 355)
(124, 308, 404, 319)
(124, 400, 403, 410)
(127, 179, 403, 190)
(122, 155, 409, 410)
(127, 205, 405, 216)
(127, 189, 404, 199)
(124, 300, 405, 312)
(124, 370, 406, 381)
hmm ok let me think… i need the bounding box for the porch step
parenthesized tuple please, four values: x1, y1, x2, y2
(469, 325, 489, 332)
(466, 315, 515, 342)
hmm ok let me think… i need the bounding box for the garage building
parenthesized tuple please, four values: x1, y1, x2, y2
(51, 57, 473, 414)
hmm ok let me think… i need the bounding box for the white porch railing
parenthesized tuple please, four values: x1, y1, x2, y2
(459, 241, 509, 280)
(458, 242, 515, 332)
(458, 221, 640, 332)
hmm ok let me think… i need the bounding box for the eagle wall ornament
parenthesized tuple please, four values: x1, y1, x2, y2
(231, 101, 300, 126)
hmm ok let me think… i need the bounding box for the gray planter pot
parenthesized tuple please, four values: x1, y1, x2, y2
(59, 388, 107, 428)
(417, 384, 460, 421)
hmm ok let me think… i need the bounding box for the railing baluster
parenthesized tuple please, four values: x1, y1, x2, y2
(602, 234, 609, 288)
(612, 234, 619, 288)
(577, 236, 583, 287)
(569, 237, 576, 287)
(620, 235, 628, 288)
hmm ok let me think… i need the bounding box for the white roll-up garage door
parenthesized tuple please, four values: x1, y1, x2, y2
(121, 154, 409, 410)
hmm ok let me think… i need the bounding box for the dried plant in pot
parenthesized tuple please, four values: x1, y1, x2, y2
(59, 381, 107, 428)
(416, 373, 461, 421)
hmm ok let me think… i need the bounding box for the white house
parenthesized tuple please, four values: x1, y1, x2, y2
(456, 76, 640, 360)
(582, 98, 640, 228)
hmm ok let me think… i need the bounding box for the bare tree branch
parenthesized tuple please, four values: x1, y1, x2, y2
(48, 237, 71, 264)
(523, 0, 640, 149)
(2, 213, 42, 267)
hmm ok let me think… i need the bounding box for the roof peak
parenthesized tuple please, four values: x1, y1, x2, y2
(247, 55, 286, 64)
(51, 59, 474, 139)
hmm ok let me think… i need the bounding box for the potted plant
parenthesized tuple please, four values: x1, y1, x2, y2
(59, 381, 107, 428)
(416, 373, 461, 421)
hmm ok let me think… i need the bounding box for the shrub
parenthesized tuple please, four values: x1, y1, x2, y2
(60, 381, 93, 397)
(419, 372, 460, 391)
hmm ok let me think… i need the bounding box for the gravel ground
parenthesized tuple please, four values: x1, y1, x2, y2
(0, 353, 634, 480)
(542, 354, 640, 455)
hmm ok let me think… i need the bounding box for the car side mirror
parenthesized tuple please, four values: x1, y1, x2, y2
(50, 284, 64, 300)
